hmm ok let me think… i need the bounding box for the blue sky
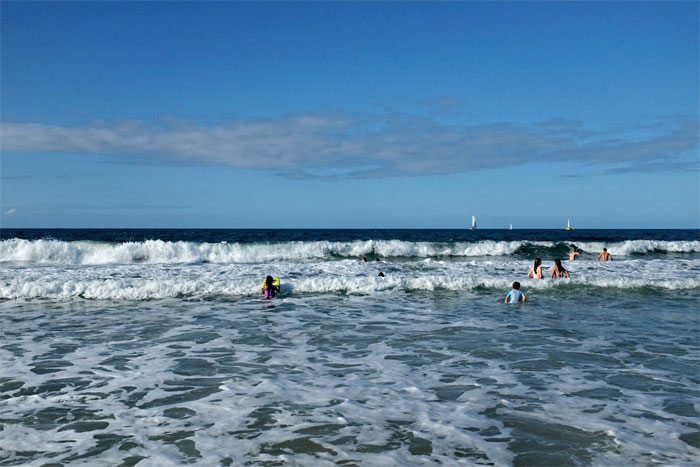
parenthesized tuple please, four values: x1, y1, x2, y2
(1, 1, 698, 229)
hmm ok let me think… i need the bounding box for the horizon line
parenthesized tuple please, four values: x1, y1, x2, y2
(2, 226, 698, 231)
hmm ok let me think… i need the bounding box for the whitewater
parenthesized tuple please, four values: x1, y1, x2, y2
(1, 235, 699, 300)
(1, 228, 698, 466)
(2, 237, 699, 265)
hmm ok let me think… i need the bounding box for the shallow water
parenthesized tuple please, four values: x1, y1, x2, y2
(1, 290, 698, 466)
(1, 229, 698, 465)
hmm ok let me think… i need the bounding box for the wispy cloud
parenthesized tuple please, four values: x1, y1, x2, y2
(607, 159, 699, 174)
(421, 96, 466, 114)
(52, 203, 188, 212)
(2, 208, 16, 216)
(1, 112, 697, 179)
(0, 175, 34, 181)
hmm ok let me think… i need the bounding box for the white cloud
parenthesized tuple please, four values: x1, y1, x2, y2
(1, 112, 697, 179)
(2, 208, 16, 216)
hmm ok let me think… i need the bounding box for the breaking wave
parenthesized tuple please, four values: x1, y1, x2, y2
(2, 276, 698, 301)
(2, 239, 699, 265)
(1, 262, 698, 300)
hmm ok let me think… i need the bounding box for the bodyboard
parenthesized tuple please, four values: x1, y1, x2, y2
(261, 277, 281, 289)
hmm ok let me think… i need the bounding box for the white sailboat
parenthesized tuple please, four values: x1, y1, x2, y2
(566, 219, 574, 231)
(509, 224, 513, 230)
(470, 215, 477, 230)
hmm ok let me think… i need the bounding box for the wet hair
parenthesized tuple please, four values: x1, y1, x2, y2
(603, 248, 607, 252)
(512, 281, 520, 290)
(534, 258, 542, 269)
(265, 276, 274, 286)
(378, 272, 385, 277)
(554, 259, 567, 272)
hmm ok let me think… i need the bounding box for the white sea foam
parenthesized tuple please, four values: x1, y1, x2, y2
(1, 257, 698, 300)
(2, 232, 698, 466)
(1, 292, 697, 466)
(1, 238, 698, 265)
(575, 239, 700, 256)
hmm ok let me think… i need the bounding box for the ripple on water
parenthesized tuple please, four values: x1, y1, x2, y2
(499, 415, 616, 466)
(0, 291, 698, 466)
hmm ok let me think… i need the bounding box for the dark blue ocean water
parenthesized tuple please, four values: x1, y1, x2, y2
(3, 227, 697, 244)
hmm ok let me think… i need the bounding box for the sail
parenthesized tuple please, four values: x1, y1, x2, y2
(471, 216, 477, 229)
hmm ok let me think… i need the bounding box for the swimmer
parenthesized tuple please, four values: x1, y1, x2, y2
(551, 259, 570, 278)
(527, 258, 543, 279)
(569, 247, 579, 261)
(505, 281, 526, 303)
(378, 272, 385, 277)
(261, 275, 280, 299)
(597, 248, 613, 262)
(361, 257, 367, 262)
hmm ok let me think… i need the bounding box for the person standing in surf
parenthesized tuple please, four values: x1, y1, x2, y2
(505, 281, 526, 303)
(551, 259, 571, 278)
(597, 248, 613, 261)
(262, 276, 280, 299)
(527, 258, 543, 279)
(569, 247, 580, 261)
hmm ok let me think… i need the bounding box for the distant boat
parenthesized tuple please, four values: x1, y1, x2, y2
(566, 219, 574, 231)
(470, 215, 477, 230)
(509, 224, 513, 230)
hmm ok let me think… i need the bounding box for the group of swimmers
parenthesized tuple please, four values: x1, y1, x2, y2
(527, 257, 571, 279)
(506, 247, 614, 303)
(264, 247, 614, 301)
(528, 247, 613, 279)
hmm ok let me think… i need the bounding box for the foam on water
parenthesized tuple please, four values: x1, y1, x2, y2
(2, 238, 699, 265)
(1, 230, 698, 464)
(1, 292, 698, 466)
(1, 257, 698, 300)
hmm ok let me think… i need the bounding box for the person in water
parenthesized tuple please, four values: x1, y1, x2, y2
(261, 275, 280, 299)
(598, 248, 613, 261)
(505, 281, 526, 303)
(527, 258, 543, 279)
(551, 259, 571, 278)
(569, 247, 580, 261)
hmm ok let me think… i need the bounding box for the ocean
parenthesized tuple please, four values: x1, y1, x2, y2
(1, 228, 698, 466)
